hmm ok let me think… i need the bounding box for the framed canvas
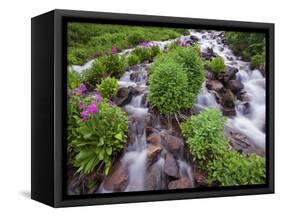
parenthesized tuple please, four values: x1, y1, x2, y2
(31, 9, 274, 207)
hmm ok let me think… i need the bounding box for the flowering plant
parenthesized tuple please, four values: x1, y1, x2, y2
(69, 92, 128, 175)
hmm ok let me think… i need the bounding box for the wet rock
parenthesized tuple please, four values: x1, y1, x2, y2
(205, 70, 214, 80)
(144, 163, 163, 190)
(237, 91, 250, 102)
(226, 56, 234, 61)
(147, 133, 161, 145)
(222, 107, 236, 116)
(146, 127, 159, 137)
(240, 102, 251, 115)
(223, 66, 238, 83)
(221, 89, 236, 116)
(164, 153, 179, 178)
(190, 35, 199, 42)
(222, 89, 235, 108)
(201, 47, 216, 60)
(146, 144, 162, 165)
(228, 79, 244, 94)
(168, 177, 193, 189)
(114, 87, 133, 106)
(209, 90, 222, 104)
(194, 170, 208, 187)
(206, 80, 224, 93)
(160, 131, 184, 156)
(224, 126, 265, 157)
(259, 64, 266, 77)
(103, 163, 129, 192)
(130, 71, 143, 82)
(127, 65, 141, 71)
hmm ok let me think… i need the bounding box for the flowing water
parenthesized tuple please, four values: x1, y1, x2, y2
(71, 30, 265, 193)
(190, 30, 266, 150)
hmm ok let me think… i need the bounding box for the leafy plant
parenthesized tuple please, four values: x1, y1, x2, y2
(180, 108, 228, 168)
(206, 56, 225, 75)
(181, 108, 266, 186)
(127, 53, 141, 66)
(131, 47, 152, 61)
(207, 151, 266, 186)
(68, 69, 81, 90)
(70, 93, 128, 175)
(148, 58, 190, 115)
(82, 58, 106, 86)
(148, 45, 204, 115)
(102, 54, 127, 78)
(97, 77, 118, 99)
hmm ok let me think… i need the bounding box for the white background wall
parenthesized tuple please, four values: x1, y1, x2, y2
(0, 0, 279, 215)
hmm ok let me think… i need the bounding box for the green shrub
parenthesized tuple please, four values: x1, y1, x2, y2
(102, 54, 127, 78)
(148, 59, 190, 115)
(251, 51, 265, 69)
(206, 56, 225, 75)
(181, 108, 266, 186)
(129, 45, 161, 64)
(68, 69, 81, 90)
(150, 45, 161, 58)
(82, 58, 106, 86)
(71, 94, 128, 175)
(207, 151, 266, 186)
(225, 31, 266, 68)
(148, 45, 204, 115)
(97, 77, 118, 99)
(127, 53, 141, 66)
(180, 108, 228, 168)
(131, 47, 152, 61)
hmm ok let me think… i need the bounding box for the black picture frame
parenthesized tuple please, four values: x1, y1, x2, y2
(31, 9, 274, 207)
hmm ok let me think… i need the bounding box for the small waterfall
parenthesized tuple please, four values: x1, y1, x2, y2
(189, 30, 266, 150)
(195, 84, 221, 113)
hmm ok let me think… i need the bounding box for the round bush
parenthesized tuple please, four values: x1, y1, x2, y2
(148, 45, 204, 115)
(82, 58, 106, 86)
(206, 56, 225, 75)
(97, 77, 118, 99)
(148, 59, 190, 115)
(127, 53, 141, 66)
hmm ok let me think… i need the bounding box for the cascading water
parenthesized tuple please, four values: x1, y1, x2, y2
(189, 30, 266, 151)
(70, 29, 265, 193)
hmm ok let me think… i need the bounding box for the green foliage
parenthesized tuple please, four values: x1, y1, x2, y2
(82, 54, 127, 86)
(128, 45, 161, 64)
(225, 31, 266, 69)
(181, 108, 266, 186)
(148, 45, 204, 115)
(251, 52, 266, 70)
(67, 22, 188, 65)
(70, 95, 128, 175)
(180, 108, 228, 168)
(97, 77, 118, 99)
(206, 56, 225, 75)
(68, 69, 81, 90)
(207, 151, 266, 186)
(67, 95, 82, 149)
(148, 59, 190, 115)
(131, 47, 152, 61)
(82, 58, 106, 86)
(127, 53, 141, 66)
(102, 54, 127, 78)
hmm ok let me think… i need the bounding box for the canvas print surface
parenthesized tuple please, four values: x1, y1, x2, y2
(66, 23, 266, 195)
